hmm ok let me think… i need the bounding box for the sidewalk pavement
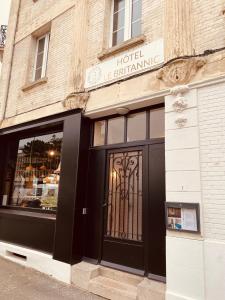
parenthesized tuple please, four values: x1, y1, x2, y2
(0, 257, 105, 300)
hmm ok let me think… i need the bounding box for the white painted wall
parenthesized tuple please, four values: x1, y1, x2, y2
(165, 81, 225, 300)
(198, 82, 225, 300)
(165, 86, 205, 300)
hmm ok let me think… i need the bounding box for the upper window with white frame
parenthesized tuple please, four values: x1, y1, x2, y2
(33, 33, 50, 81)
(111, 0, 142, 47)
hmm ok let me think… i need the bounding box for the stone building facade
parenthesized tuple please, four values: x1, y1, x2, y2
(0, 1, 225, 300)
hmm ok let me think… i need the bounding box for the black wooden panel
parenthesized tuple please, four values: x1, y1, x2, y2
(102, 239, 144, 270)
(148, 143, 166, 277)
(85, 149, 106, 261)
(53, 113, 82, 263)
(72, 117, 91, 262)
(0, 210, 55, 253)
(0, 136, 6, 204)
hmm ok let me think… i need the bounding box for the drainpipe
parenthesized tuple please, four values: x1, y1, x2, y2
(0, 0, 21, 124)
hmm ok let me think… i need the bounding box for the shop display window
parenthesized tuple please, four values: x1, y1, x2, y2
(5, 132, 63, 211)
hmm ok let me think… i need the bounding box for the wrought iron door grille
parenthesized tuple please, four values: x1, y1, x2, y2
(106, 151, 143, 241)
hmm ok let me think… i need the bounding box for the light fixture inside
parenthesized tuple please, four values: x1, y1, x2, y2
(116, 107, 130, 115)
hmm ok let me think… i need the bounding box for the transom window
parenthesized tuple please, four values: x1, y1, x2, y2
(93, 106, 165, 146)
(111, 0, 142, 47)
(33, 33, 50, 81)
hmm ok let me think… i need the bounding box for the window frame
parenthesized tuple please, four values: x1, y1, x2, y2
(33, 33, 50, 81)
(110, 0, 142, 47)
(92, 104, 165, 148)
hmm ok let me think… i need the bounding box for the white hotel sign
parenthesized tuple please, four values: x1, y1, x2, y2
(85, 39, 164, 89)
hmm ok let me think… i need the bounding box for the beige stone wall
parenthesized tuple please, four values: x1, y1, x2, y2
(193, 0, 225, 54)
(87, 0, 163, 67)
(4, 1, 76, 119)
(1, 0, 225, 126)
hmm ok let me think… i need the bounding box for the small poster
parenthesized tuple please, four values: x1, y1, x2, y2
(167, 207, 182, 230)
(166, 203, 199, 233)
(181, 208, 197, 231)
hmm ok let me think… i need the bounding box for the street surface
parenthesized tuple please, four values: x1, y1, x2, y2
(0, 257, 105, 300)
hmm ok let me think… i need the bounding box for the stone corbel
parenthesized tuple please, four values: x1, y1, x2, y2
(156, 57, 206, 87)
(63, 92, 90, 110)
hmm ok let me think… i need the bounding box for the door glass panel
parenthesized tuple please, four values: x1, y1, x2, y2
(107, 117, 125, 144)
(150, 107, 165, 138)
(127, 112, 146, 142)
(106, 151, 143, 241)
(94, 120, 106, 146)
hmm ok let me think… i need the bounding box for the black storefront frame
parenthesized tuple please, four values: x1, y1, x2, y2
(84, 105, 166, 281)
(0, 109, 91, 264)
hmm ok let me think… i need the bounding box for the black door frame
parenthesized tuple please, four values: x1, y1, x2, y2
(85, 137, 165, 280)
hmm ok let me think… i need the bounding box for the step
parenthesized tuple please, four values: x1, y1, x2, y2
(137, 278, 166, 300)
(100, 266, 143, 287)
(89, 275, 137, 300)
(72, 261, 100, 290)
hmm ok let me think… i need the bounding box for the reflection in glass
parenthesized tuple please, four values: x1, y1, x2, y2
(150, 108, 165, 138)
(131, 0, 142, 38)
(11, 132, 63, 210)
(108, 117, 125, 144)
(94, 120, 106, 146)
(112, 0, 125, 46)
(127, 112, 146, 142)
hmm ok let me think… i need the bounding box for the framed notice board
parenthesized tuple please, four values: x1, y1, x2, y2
(165, 202, 200, 233)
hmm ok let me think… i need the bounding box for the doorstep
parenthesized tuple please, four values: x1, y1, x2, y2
(72, 261, 166, 300)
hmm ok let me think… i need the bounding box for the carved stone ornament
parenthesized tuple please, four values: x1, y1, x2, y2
(63, 92, 90, 110)
(175, 117, 188, 128)
(172, 96, 188, 112)
(156, 57, 206, 87)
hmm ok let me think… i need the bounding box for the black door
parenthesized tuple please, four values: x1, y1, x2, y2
(102, 147, 147, 271)
(85, 142, 165, 278)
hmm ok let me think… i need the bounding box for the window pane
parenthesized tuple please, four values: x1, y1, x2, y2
(35, 68, 42, 81)
(94, 120, 106, 146)
(127, 112, 146, 142)
(37, 37, 45, 54)
(114, 0, 125, 13)
(36, 52, 44, 69)
(112, 29, 124, 46)
(150, 108, 165, 138)
(11, 132, 63, 211)
(131, 20, 141, 38)
(112, 0, 125, 46)
(113, 10, 125, 31)
(108, 117, 125, 144)
(132, 0, 142, 22)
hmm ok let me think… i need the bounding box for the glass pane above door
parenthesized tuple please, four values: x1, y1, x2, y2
(127, 112, 146, 142)
(107, 117, 125, 144)
(150, 108, 165, 138)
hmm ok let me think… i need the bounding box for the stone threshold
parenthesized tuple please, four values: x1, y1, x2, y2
(72, 261, 165, 300)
